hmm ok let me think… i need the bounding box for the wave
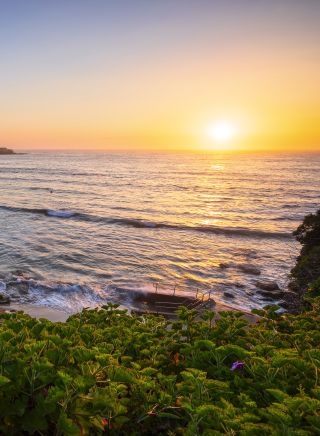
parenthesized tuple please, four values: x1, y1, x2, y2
(0, 204, 292, 239)
(271, 215, 301, 221)
(47, 210, 76, 218)
(0, 277, 121, 313)
(0, 276, 186, 314)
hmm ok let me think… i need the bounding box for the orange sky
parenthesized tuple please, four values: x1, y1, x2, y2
(1, 1, 319, 153)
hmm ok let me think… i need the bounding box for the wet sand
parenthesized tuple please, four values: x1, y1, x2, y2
(0, 304, 69, 322)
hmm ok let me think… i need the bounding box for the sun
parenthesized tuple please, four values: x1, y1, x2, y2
(206, 120, 237, 143)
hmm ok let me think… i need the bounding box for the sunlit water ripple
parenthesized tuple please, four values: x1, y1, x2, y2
(0, 152, 319, 313)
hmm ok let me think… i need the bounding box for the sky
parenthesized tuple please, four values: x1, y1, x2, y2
(0, 0, 319, 152)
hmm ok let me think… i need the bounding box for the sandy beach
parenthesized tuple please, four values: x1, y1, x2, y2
(0, 304, 69, 322)
(0, 299, 258, 324)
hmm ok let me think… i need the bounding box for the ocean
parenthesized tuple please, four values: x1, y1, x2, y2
(0, 152, 319, 314)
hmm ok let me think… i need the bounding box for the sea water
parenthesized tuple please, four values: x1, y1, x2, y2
(0, 152, 319, 313)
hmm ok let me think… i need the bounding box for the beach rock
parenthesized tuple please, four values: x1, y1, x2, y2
(0, 147, 15, 155)
(278, 291, 301, 310)
(242, 249, 258, 259)
(287, 282, 300, 293)
(255, 280, 280, 292)
(0, 294, 10, 304)
(257, 289, 283, 300)
(238, 264, 261, 275)
(234, 282, 245, 289)
(6, 280, 29, 295)
(282, 290, 298, 299)
(219, 262, 231, 269)
(224, 291, 235, 299)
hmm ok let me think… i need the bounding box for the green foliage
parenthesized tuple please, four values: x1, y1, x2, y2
(293, 209, 320, 250)
(0, 301, 320, 434)
(308, 277, 320, 297)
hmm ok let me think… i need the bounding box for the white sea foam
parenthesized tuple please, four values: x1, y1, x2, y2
(46, 210, 75, 218)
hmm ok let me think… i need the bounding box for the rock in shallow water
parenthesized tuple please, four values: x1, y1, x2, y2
(5, 281, 30, 299)
(234, 282, 245, 289)
(219, 262, 231, 269)
(224, 291, 235, 299)
(278, 291, 302, 310)
(238, 264, 261, 275)
(255, 280, 280, 291)
(0, 294, 10, 304)
(257, 290, 283, 300)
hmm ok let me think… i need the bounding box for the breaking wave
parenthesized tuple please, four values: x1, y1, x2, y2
(0, 204, 292, 239)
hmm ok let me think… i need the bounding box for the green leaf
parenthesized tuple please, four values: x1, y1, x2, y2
(158, 412, 181, 419)
(0, 375, 10, 386)
(266, 389, 289, 402)
(57, 412, 80, 436)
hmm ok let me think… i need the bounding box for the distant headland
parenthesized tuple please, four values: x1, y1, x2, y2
(0, 147, 15, 155)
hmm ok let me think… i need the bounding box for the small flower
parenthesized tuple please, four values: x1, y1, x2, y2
(231, 361, 245, 371)
(101, 418, 109, 427)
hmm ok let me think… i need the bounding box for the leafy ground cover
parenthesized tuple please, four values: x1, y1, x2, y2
(0, 301, 320, 435)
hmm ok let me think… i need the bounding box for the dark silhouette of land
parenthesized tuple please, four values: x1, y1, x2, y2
(0, 147, 15, 155)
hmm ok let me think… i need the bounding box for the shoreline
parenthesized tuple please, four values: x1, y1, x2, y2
(0, 304, 69, 322)
(0, 299, 259, 323)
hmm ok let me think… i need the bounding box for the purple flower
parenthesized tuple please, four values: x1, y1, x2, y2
(231, 361, 245, 371)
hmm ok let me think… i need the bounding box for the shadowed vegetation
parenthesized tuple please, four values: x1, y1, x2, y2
(290, 209, 320, 299)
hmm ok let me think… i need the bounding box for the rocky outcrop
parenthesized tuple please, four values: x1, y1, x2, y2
(219, 262, 231, 269)
(256, 280, 280, 291)
(223, 291, 235, 299)
(0, 147, 15, 155)
(257, 289, 283, 300)
(238, 264, 261, 275)
(278, 291, 304, 312)
(5, 280, 29, 299)
(0, 294, 10, 304)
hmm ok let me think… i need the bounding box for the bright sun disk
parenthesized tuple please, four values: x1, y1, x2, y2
(207, 121, 237, 142)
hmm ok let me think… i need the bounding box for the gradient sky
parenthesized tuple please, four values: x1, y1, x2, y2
(0, 0, 319, 152)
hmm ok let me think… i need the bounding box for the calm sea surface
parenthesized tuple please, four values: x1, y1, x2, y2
(0, 152, 319, 313)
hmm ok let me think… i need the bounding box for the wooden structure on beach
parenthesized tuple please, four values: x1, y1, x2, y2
(130, 283, 215, 318)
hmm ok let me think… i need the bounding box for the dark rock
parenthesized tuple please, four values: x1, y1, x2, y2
(219, 262, 231, 269)
(282, 290, 298, 298)
(288, 282, 299, 293)
(6, 281, 29, 295)
(242, 249, 258, 258)
(278, 291, 302, 310)
(224, 291, 235, 299)
(0, 294, 10, 304)
(255, 280, 280, 292)
(0, 147, 15, 155)
(257, 290, 283, 300)
(234, 282, 245, 289)
(238, 264, 261, 275)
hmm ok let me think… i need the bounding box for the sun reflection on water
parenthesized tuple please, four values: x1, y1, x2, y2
(211, 164, 225, 171)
